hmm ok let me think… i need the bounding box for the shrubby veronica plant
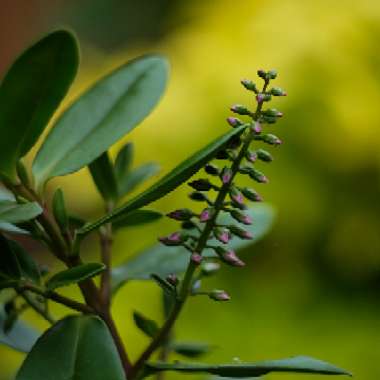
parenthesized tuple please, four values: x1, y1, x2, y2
(0, 30, 351, 380)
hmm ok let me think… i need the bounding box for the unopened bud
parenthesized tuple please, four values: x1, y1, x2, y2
(166, 274, 179, 286)
(263, 108, 283, 118)
(167, 208, 194, 221)
(191, 252, 203, 265)
(257, 69, 267, 79)
(214, 227, 231, 244)
(251, 122, 262, 134)
(267, 69, 278, 79)
(215, 149, 230, 159)
(229, 187, 244, 206)
(241, 79, 258, 93)
(270, 87, 287, 96)
(227, 117, 244, 128)
(209, 289, 231, 301)
(230, 210, 253, 225)
(189, 191, 208, 202)
(262, 134, 282, 145)
(246, 150, 257, 163)
(201, 262, 221, 276)
(230, 104, 252, 116)
(241, 187, 263, 202)
(181, 220, 197, 230)
(228, 225, 253, 240)
(221, 167, 233, 184)
(159, 231, 187, 246)
(227, 135, 242, 150)
(199, 207, 214, 222)
(189, 178, 213, 191)
(248, 168, 268, 183)
(257, 149, 273, 162)
(205, 163, 220, 176)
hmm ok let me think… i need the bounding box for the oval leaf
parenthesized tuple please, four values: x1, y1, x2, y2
(0, 30, 79, 180)
(111, 204, 274, 292)
(33, 55, 169, 188)
(113, 209, 162, 230)
(145, 356, 351, 377)
(170, 342, 212, 358)
(114, 142, 134, 183)
(46, 263, 105, 291)
(16, 315, 125, 380)
(0, 305, 40, 353)
(133, 311, 159, 338)
(0, 201, 42, 224)
(79, 125, 247, 236)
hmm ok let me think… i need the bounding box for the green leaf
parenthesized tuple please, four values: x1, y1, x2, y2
(89, 152, 118, 202)
(52, 188, 69, 230)
(113, 209, 162, 230)
(79, 125, 247, 236)
(114, 142, 134, 183)
(0, 222, 29, 235)
(33, 55, 169, 188)
(0, 30, 79, 181)
(111, 204, 274, 292)
(170, 342, 212, 358)
(151, 274, 176, 296)
(46, 263, 105, 291)
(16, 315, 125, 380)
(0, 201, 42, 224)
(133, 311, 159, 338)
(145, 356, 352, 377)
(118, 162, 160, 197)
(0, 305, 40, 353)
(0, 235, 40, 287)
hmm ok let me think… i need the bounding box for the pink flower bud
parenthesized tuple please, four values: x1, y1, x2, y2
(209, 289, 231, 301)
(159, 231, 186, 246)
(199, 208, 214, 222)
(221, 167, 233, 184)
(191, 252, 203, 265)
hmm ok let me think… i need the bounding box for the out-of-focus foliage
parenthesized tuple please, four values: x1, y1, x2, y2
(0, 0, 379, 379)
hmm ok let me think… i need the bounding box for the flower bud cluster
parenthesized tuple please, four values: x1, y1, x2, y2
(159, 69, 286, 302)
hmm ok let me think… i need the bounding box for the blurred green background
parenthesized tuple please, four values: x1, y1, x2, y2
(1, 0, 380, 379)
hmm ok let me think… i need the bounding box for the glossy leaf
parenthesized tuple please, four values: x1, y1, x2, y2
(0, 30, 79, 180)
(0, 305, 40, 353)
(79, 125, 247, 236)
(111, 204, 274, 292)
(0, 201, 42, 224)
(46, 263, 105, 291)
(145, 356, 351, 377)
(118, 162, 160, 197)
(16, 315, 125, 380)
(113, 209, 162, 230)
(52, 188, 69, 230)
(88, 152, 118, 202)
(33, 55, 169, 188)
(170, 342, 212, 358)
(0, 222, 29, 235)
(133, 311, 159, 338)
(114, 142, 134, 183)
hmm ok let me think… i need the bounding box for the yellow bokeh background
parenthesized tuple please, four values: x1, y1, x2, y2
(1, 1, 380, 379)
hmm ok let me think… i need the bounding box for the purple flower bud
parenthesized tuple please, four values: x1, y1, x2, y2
(241, 188, 263, 202)
(159, 231, 186, 246)
(256, 93, 265, 103)
(240, 79, 258, 93)
(230, 104, 251, 116)
(199, 208, 214, 222)
(188, 178, 213, 191)
(167, 208, 193, 221)
(227, 117, 243, 128)
(270, 87, 287, 96)
(257, 69, 266, 79)
(230, 210, 253, 225)
(221, 167, 233, 184)
(257, 149, 273, 162)
(209, 289, 231, 301)
(191, 252, 203, 265)
(205, 163, 220, 176)
(262, 134, 283, 146)
(229, 225, 253, 240)
(248, 168, 269, 184)
(246, 150, 257, 163)
(223, 250, 246, 267)
(214, 227, 231, 244)
(231, 192, 244, 205)
(252, 122, 262, 134)
(166, 274, 179, 286)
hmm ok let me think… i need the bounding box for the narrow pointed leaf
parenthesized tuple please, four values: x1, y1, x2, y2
(52, 188, 69, 230)
(113, 209, 162, 230)
(111, 204, 274, 292)
(145, 356, 351, 377)
(33, 55, 169, 188)
(133, 311, 159, 338)
(16, 315, 125, 380)
(114, 142, 134, 182)
(170, 342, 212, 358)
(118, 162, 160, 197)
(0, 222, 29, 235)
(0, 201, 42, 224)
(46, 263, 105, 291)
(0, 30, 79, 180)
(79, 125, 247, 236)
(88, 152, 118, 202)
(0, 305, 40, 353)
